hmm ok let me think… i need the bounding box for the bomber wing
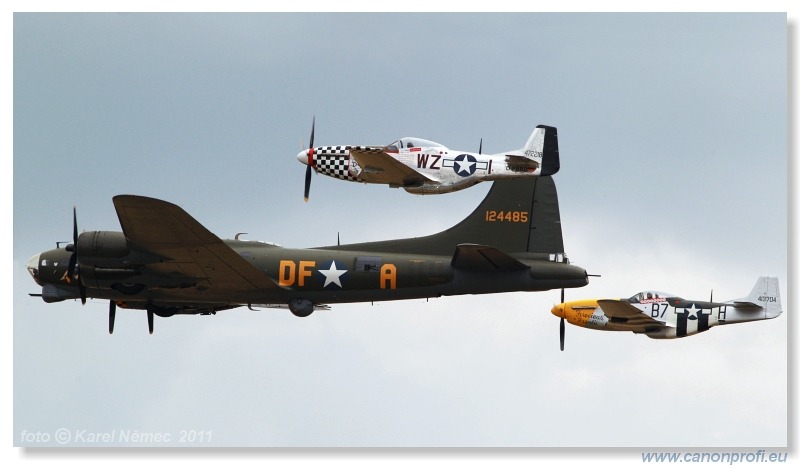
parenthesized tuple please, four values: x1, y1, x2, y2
(113, 195, 279, 292)
(597, 299, 666, 330)
(349, 146, 436, 187)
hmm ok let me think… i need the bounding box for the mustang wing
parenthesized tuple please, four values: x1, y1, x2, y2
(451, 244, 528, 272)
(349, 146, 436, 186)
(113, 195, 279, 292)
(597, 299, 665, 328)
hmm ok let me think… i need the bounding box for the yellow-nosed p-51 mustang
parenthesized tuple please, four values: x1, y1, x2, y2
(297, 119, 559, 200)
(551, 277, 781, 350)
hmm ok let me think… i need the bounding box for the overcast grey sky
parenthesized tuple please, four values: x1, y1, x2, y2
(7, 8, 793, 460)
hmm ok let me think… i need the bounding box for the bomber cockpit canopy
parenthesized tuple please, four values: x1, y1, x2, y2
(385, 137, 444, 152)
(628, 290, 675, 303)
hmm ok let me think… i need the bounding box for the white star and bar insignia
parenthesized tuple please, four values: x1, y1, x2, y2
(317, 260, 349, 289)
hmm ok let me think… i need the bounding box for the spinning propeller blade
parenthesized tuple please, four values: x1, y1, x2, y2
(303, 116, 315, 202)
(109, 301, 116, 334)
(559, 288, 565, 351)
(65, 207, 86, 304)
(304, 165, 312, 202)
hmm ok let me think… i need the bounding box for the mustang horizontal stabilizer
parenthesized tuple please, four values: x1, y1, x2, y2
(732, 276, 782, 317)
(113, 195, 279, 292)
(504, 125, 560, 177)
(451, 244, 528, 272)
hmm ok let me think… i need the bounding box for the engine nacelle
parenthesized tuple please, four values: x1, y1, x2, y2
(77, 231, 161, 268)
(78, 265, 140, 290)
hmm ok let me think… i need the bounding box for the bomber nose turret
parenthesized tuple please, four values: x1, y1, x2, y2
(26, 253, 41, 285)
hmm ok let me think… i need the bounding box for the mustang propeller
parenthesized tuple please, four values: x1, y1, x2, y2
(109, 301, 116, 334)
(559, 288, 565, 351)
(303, 116, 316, 202)
(554, 274, 599, 350)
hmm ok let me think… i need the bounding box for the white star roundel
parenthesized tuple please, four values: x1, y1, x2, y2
(317, 260, 349, 288)
(453, 154, 477, 177)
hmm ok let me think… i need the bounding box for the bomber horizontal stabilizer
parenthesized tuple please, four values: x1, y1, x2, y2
(450, 244, 528, 272)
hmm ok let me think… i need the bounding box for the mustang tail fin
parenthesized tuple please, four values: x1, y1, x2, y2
(503, 125, 560, 177)
(332, 176, 566, 258)
(733, 276, 782, 319)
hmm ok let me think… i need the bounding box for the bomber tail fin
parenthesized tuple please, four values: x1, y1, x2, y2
(732, 276, 782, 319)
(331, 176, 566, 258)
(503, 125, 560, 176)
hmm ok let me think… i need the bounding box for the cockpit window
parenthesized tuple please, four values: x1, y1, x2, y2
(387, 138, 445, 150)
(629, 291, 674, 303)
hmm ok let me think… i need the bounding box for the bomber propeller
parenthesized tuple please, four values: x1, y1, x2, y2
(64, 208, 121, 334)
(64, 207, 86, 305)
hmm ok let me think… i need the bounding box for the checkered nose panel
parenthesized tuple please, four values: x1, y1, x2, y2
(314, 146, 359, 181)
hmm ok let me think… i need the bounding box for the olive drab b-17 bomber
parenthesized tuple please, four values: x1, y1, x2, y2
(297, 118, 560, 200)
(27, 176, 589, 334)
(550, 277, 782, 350)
